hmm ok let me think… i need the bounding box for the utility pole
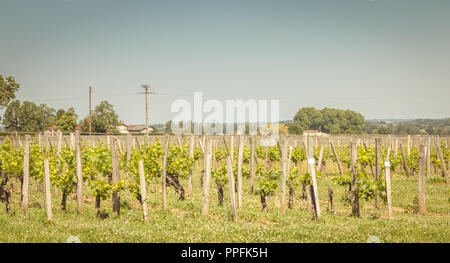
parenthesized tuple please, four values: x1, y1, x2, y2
(142, 84, 151, 137)
(89, 86, 92, 135)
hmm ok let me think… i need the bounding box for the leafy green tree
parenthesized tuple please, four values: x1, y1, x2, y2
(39, 104, 56, 129)
(56, 109, 66, 120)
(56, 108, 78, 132)
(291, 107, 365, 134)
(81, 101, 119, 133)
(287, 122, 303, 134)
(2, 100, 60, 132)
(165, 120, 173, 134)
(2, 100, 21, 131)
(17, 101, 44, 131)
(0, 75, 20, 109)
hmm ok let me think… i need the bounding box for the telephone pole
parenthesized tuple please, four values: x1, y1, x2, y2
(142, 84, 151, 137)
(89, 86, 92, 135)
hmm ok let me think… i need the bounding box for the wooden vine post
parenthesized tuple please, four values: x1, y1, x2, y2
(317, 144, 324, 172)
(250, 136, 255, 193)
(375, 137, 381, 210)
(287, 144, 294, 209)
(330, 141, 344, 175)
(307, 137, 321, 219)
(223, 137, 237, 222)
(400, 144, 410, 177)
(162, 136, 169, 209)
(302, 139, 312, 208)
(70, 132, 75, 150)
(44, 159, 52, 221)
(384, 147, 392, 219)
(280, 137, 287, 215)
(426, 136, 431, 177)
(363, 142, 376, 177)
(350, 142, 360, 217)
(201, 139, 212, 216)
(57, 131, 63, 154)
(230, 136, 234, 162)
(418, 140, 427, 214)
(188, 135, 194, 196)
(236, 135, 244, 209)
(126, 133, 132, 163)
(407, 135, 411, 156)
(75, 130, 83, 213)
(22, 135, 30, 214)
(111, 138, 120, 216)
(138, 160, 149, 221)
(436, 140, 449, 184)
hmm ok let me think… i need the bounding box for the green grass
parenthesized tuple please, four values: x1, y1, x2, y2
(0, 163, 448, 243)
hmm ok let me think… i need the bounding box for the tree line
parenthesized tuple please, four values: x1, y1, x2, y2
(1, 75, 448, 135)
(287, 107, 450, 136)
(1, 75, 119, 133)
(287, 107, 365, 134)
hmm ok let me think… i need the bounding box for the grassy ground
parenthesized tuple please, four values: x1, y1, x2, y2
(0, 162, 448, 243)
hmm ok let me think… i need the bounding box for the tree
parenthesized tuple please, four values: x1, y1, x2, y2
(279, 124, 289, 134)
(56, 108, 78, 132)
(291, 107, 365, 134)
(0, 75, 20, 109)
(287, 123, 303, 135)
(2, 100, 21, 131)
(81, 101, 118, 133)
(165, 120, 173, 134)
(56, 109, 66, 120)
(17, 101, 47, 132)
(39, 104, 56, 130)
(2, 100, 61, 132)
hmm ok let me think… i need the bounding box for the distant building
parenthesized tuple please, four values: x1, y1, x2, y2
(303, 130, 329, 137)
(116, 122, 129, 134)
(127, 125, 155, 134)
(45, 125, 59, 136)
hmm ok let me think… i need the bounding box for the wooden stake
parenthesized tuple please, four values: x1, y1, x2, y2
(70, 132, 75, 150)
(236, 135, 244, 209)
(407, 135, 411, 156)
(250, 136, 255, 193)
(75, 130, 83, 213)
(22, 136, 30, 214)
(188, 135, 194, 197)
(126, 133, 132, 163)
(57, 131, 63, 154)
(307, 137, 321, 219)
(400, 144, 410, 177)
(223, 137, 237, 222)
(317, 144, 324, 172)
(330, 141, 343, 175)
(230, 136, 234, 162)
(426, 136, 431, 177)
(375, 138, 380, 210)
(385, 147, 392, 219)
(280, 137, 288, 215)
(138, 160, 149, 221)
(350, 142, 360, 217)
(418, 141, 427, 214)
(111, 138, 121, 216)
(162, 136, 169, 209)
(436, 140, 448, 184)
(201, 139, 212, 216)
(44, 159, 52, 221)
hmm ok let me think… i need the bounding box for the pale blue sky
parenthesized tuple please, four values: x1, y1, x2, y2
(1, 0, 449, 124)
